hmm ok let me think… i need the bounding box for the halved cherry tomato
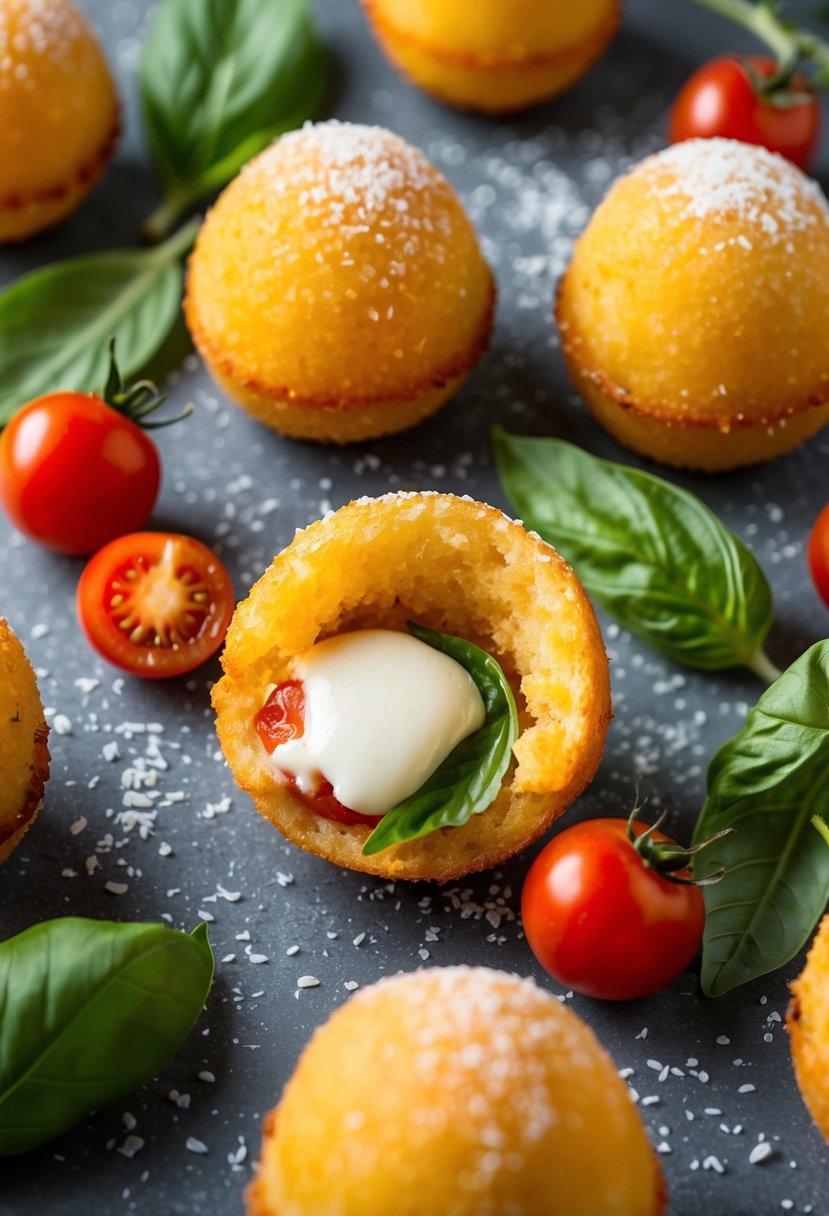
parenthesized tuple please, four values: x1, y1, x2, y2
(669, 56, 820, 171)
(522, 818, 706, 1001)
(254, 681, 377, 826)
(0, 391, 160, 555)
(77, 532, 234, 678)
(809, 504, 829, 609)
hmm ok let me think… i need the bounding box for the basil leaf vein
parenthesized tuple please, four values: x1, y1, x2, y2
(362, 624, 518, 856)
(0, 918, 213, 1154)
(140, 0, 329, 238)
(493, 427, 775, 675)
(0, 222, 197, 425)
(695, 640, 829, 997)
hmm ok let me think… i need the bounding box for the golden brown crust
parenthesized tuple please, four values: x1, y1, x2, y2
(363, 0, 620, 70)
(0, 108, 119, 215)
(186, 271, 495, 415)
(556, 274, 829, 433)
(0, 620, 50, 862)
(213, 493, 611, 883)
(788, 916, 829, 1142)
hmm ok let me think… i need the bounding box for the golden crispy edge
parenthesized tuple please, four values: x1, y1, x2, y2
(787, 916, 829, 1142)
(361, 0, 621, 70)
(555, 274, 829, 431)
(0, 619, 51, 861)
(0, 108, 120, 213)
(185, 268, 496, 413)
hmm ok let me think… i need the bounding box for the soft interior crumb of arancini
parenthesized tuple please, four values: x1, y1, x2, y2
(212, 492, 611, 882)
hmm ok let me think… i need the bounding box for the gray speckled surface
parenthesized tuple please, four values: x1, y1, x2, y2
(1, 0, 828, 1212)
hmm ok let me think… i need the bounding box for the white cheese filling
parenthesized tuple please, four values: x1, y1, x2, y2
(269, 629, 486, 818)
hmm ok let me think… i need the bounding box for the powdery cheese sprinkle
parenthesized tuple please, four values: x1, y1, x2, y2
(240, 120, 451, 252)
(0, 0, 86, 81)
(637, 137, 828, 239)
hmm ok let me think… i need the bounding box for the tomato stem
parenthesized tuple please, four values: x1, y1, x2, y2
(101, 338, 193, 430)
(683, 0, 829, 94)
(627, 804, 734, 886)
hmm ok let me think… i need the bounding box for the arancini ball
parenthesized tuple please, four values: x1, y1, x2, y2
(362, 0, 620, 114)
(212, 491, 611, 883)
(185, 121, 494, 443)
(0, 619, 49, 861)
(246, 967, 666, 1216)
(788, 915, 829, 1142)
(0, 0, 119, 243)
(556, 138, 829, 471)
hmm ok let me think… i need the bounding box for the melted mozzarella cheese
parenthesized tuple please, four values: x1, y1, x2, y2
(269, 629, 486, 818)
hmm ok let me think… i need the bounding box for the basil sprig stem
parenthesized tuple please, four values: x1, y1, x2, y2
(140, 0, 329, 242)
(361, 624, 518, 856)
(684, 0, 829, 93)
(694, 640, 829, 997)
(0, 918, 213, 1155)
(493, 428, 778, 679)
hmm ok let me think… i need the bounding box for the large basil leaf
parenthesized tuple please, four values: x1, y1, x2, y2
(362, 624, 518, 856)
(0, 919, 213, 1154)
(493, 427, 776, 677)
(695, 641, 829, 997)
(0, 221, 197, 425)
(140, 0, 329, 239)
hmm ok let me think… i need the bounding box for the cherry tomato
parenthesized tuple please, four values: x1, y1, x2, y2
(522, 818, 705, 1001)
(77, 532, 234, 679)
(669, 56, 820, 172)
(0, 392, 160, 555)
(808, 504, 829, 609)
(254, 680, 377, 826)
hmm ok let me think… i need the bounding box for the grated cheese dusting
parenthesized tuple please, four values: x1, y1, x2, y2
(0, 0, 88, 82)
(635, 137, 829, 239)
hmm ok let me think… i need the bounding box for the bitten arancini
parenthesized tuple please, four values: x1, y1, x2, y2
(246, 967, 666, 1216)
(0, 0, 118, 243)
(0, 619, 49, 861)
(362, 0, 620, 114)
(185, 121, 494, 443)
(212, 492, 611, 883)
(556, 138, 829, 471)
(788, 915, 829, 1142)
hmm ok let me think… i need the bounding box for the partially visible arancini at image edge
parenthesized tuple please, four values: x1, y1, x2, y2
(362, 0, 620, 114)
(184, 121, 495, 444)
(212, 491, 611, 883)
(0, 0, 119, 243)
(788, 915, 829, 1142)
(0, 619, 50, 862)
(245, 967, 666, 1216)
(556, 138, 829, 471)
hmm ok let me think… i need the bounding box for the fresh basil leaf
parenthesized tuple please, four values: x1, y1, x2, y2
(0, 221, 197, 425)
(695, 641, 829, 997)
(140, 0, 329, 240)
(362, 623, 519, 856)
(0, 918, 213, 1155)
(493, 427, 776, 677)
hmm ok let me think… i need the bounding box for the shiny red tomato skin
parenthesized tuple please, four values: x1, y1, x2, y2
(0, 392, 160, 555)
(77, 531, 233, 679)
(522, 819, 705, 1001)
(669, 56, 820, 171)
(809, 504, 829, 609)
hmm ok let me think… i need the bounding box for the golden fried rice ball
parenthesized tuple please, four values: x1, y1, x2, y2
(185, 121, 494, 443)
(0, 619, 49, 861)
(246, 967, 666, 1216)
(212, 492, 611, 883)
(362, 0, 620, 114)
(788, 915, 829, 1142)
(0, 0, 118, 242)
(556, 138, 829, 471)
